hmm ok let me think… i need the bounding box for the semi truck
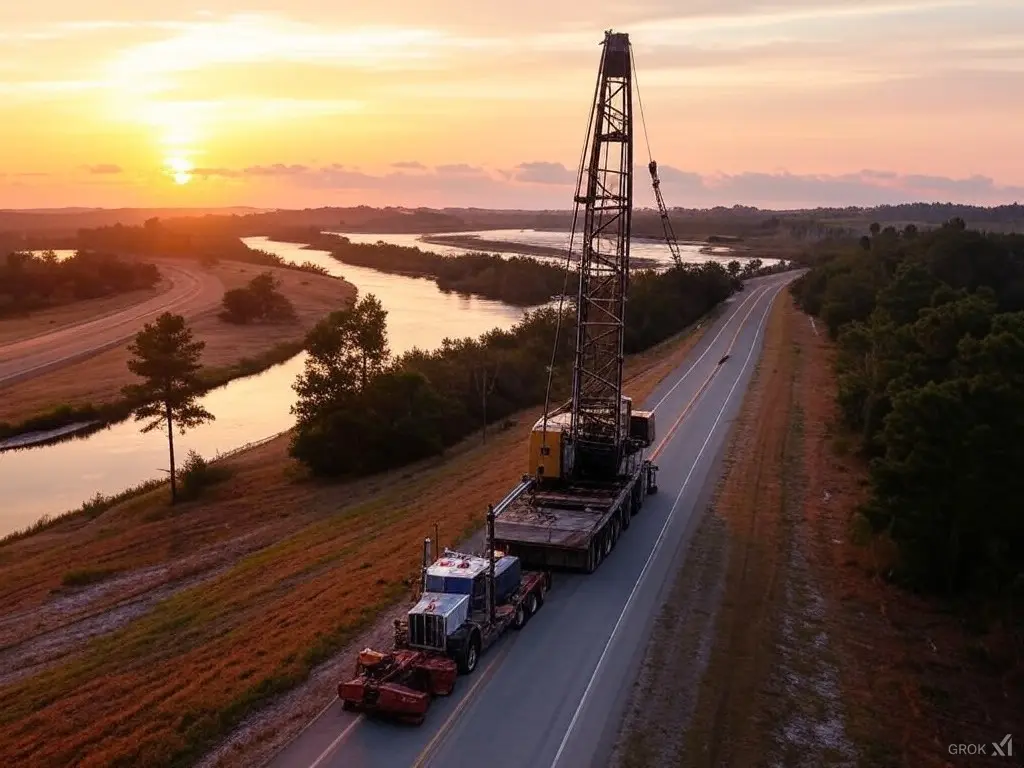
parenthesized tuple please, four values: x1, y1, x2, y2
(338, 509, 551, 723)
(336, 29, 680, 723)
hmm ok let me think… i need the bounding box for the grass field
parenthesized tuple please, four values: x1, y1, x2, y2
(0, 312, 712, 768)
(0, 262, 354, 427)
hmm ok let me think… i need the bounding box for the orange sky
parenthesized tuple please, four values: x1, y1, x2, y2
(1, 1, 1022, 209)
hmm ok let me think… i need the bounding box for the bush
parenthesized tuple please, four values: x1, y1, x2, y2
(178, 450, 231, 500)
(219, 272, 296, 324)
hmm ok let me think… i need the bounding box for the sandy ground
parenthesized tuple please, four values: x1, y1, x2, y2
(0, 262, 354, 425)
(0, 314, 712, 768)
(609, 294, 1023, 768)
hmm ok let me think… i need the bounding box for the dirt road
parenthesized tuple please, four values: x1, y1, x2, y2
(0, 262, 224, 389)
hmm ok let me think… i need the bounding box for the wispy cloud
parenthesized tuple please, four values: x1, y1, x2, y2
(180, 160, 1024, 208)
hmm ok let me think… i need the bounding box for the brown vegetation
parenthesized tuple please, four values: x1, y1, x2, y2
(0, 315, 710, 768)
(0, 263, 354, 426)
(612, 294, 1023, 768)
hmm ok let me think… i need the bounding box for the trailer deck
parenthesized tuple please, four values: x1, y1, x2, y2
(493, 483, 632, 549)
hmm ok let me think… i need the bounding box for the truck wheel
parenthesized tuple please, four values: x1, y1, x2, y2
(458, 635, 480, 674)
(537, 573, 551, 605)
(525, 591, 538, 617)
(512, 602, 527, 630)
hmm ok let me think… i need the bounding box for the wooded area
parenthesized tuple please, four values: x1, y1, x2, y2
(290, 262, 735, 476)
(791, 219, 1024, 596)
(0, 251, 159, 317)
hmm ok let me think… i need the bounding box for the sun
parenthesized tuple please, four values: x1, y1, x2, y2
(165, 154, 194, 185)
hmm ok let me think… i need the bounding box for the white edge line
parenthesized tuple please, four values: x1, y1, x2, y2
(549, 282, 783, 768)
(291, 279, 781, 768)
(307, 714, 364, 768)
(649, 283, 769, 415)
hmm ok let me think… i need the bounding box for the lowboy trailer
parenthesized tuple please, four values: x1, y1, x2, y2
(492, 397, 658, 573)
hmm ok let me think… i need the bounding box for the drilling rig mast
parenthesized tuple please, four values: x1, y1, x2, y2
(569, 30, 634, 479)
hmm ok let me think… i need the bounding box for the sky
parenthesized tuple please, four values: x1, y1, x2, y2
(1, 1, 1022, 210)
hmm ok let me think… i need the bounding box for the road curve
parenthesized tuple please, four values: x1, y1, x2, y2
(0, 261, 224, 389)
(268, 273, 795, 768)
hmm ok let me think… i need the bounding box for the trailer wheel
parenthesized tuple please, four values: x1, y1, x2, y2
(458, 634, 480, 674)
(602, 529, 613, 558)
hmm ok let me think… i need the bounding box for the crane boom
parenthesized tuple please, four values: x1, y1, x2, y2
(568, 30, 634, 478)
(648, 160, 683, 267)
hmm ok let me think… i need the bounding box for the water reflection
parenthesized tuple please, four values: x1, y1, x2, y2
(0, 239, 528, 536)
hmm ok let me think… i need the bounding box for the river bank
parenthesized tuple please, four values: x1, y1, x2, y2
(0, 262, 354, 441)
(0, 311, 715, 768)
(0, 240, 529, 538)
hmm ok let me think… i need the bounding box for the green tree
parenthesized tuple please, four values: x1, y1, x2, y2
(350, 294, 390, 388)
(123, 312, 214, 504)
(291, 294, 390, 424)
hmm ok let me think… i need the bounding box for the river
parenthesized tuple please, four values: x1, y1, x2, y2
(327, 229, 759, 270)
(2, 230, 760, 536)
(0, 239, 527, 537)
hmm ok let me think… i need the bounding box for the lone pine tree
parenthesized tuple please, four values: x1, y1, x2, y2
(123, 312, 214, 503)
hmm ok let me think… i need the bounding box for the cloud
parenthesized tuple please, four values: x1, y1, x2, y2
(513, 162, 575, 185)
(85, 163, 123, 175)
(181, 160, 1024, 208)
(665, 168, 1024, 207)
(393, 161, 427, 170)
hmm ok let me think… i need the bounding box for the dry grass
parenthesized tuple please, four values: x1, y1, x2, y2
(0, 315, 710, 768)
(796, 302, 1024, 767)
(0, 280, 171, 346)
(0, 263, 354, 424)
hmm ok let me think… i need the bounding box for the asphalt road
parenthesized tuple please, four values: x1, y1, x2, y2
(0, 262, 224, 389)
(269, 273, 795, 768)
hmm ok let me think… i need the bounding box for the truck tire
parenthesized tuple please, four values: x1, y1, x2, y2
(458, 634, 481, 675)
(537, 573, 551, 606)
(525, 591, 539, 618)
(512, 601, 527, 630)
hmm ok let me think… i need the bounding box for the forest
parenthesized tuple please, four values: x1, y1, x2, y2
(290, 261, 735, 476)
(0, 251, 160, 317)
(790, 219, 1024, 596)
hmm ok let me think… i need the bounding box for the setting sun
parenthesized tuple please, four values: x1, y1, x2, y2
(165, 154, 194, 185)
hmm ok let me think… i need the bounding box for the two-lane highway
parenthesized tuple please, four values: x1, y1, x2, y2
(269, 273, 794, 768)
(0, 261, 224, 388)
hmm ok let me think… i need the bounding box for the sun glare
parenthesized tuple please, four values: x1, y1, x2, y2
(165, 154, 194, 185)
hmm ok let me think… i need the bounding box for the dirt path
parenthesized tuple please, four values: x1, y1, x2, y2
(0, 262, 354, 425)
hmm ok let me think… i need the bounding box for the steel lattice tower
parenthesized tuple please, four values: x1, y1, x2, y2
(569, 30, 633, 477)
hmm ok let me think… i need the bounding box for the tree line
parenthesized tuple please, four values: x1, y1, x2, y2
(790, 219, 1024, 595)
(0, 250, 160, 317)
(289, 261, 735, 476)
(323, 236, 574, 306)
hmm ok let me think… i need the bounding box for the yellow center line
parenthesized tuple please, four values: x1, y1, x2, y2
(355, 278, 784, 768)
(411, 640, 515, 768)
